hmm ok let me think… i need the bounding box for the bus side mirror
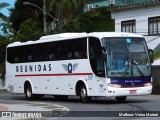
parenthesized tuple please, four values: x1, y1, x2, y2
(102, 47, 107, 61)
(148, 49, 153, 63)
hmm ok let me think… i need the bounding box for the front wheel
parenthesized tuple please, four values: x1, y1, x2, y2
(115, 96, 127, 103)
(80, 86, 91, 103)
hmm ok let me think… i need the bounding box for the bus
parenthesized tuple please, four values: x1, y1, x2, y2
(6, 32, 153, 103)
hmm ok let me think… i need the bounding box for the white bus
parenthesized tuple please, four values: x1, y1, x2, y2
(6, 32, 153, 103)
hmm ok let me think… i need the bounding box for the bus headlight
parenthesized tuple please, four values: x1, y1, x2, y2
(108, 83, 121, 88)
(144, 83, 152, 86)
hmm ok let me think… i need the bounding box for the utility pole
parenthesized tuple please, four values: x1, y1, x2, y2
(43, 0, 47, 33)
(23, 1, 58, 32)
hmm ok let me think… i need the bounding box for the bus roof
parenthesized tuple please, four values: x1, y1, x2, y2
(7, 32, 143, 47)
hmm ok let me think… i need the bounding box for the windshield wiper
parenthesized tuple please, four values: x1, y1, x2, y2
(125, 42, 144, 78)
(131, 56, 145, 78)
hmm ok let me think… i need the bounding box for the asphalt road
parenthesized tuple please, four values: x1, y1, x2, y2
(0, 93, 160, 120)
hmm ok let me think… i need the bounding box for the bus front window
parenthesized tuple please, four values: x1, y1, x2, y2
(102, 37, 151, 78)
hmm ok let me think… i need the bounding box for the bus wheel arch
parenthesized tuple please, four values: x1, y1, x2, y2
(75, 80, 91, 103)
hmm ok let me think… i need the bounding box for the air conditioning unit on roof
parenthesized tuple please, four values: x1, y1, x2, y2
(109, 0, 115, 5)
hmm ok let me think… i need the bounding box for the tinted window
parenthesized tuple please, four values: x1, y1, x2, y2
(89, 37, 105, 77)
(7, 37, 87, 63)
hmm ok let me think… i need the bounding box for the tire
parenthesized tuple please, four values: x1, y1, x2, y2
(24, 84, 35, 100)
(115, 96, 127, 103)
(80, 85, 91, 103)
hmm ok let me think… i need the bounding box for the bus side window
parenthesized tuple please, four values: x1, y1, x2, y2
(74, 38, 87, 59)
(14, 47, 22, 63)
(49, 52, 56, 60)
(28, 55, 32, 61)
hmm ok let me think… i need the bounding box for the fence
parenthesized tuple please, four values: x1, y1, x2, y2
(152, 66, 160, 94)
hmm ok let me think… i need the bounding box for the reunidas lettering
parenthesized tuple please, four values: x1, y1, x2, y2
(16, 64, 52, 72)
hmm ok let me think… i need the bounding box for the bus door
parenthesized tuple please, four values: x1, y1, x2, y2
(89, 37, 106, 95)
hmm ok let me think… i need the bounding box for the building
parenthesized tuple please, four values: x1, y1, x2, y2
(84, 0, 150, 12)
(110, 0, 160, 65)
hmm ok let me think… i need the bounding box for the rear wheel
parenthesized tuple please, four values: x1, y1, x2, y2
(115, 96, 127, 103)
(80, 85, 91, 103)
(24, 84, 35, 100)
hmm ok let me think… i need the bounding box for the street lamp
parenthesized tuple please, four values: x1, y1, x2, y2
(23, 1, 58, 32)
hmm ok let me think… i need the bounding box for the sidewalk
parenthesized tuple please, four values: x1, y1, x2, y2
(0, 104, 8, 111)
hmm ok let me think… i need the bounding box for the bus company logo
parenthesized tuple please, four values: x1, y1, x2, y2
(99, 84, 104, 88)
(62, 63, 78, 73)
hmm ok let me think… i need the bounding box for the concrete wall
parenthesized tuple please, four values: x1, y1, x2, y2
(0, 76, 6, 90)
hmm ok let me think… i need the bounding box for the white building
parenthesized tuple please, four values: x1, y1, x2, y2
(110, 1, 160, 65)
(110, 1, 160, 50)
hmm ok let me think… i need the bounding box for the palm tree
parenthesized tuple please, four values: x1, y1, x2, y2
(47, 0, 84, 25)
(0, 2, 10, 22)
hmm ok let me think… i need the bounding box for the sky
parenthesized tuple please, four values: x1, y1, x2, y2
(0, 0, 16, 16)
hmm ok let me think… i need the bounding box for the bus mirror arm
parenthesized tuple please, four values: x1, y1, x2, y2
(102, 47, 107, 61)
(148, 49, 153, 63)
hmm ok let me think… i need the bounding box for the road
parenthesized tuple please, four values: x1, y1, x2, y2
(0, 93, 160, 120)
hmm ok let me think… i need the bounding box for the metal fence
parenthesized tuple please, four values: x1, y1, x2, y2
(152, 66, 160, 85)
(152, 66, 160, 94)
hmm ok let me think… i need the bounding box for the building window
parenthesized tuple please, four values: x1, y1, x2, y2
(121, 20, 136, 33)
(148, 16, 160, 35)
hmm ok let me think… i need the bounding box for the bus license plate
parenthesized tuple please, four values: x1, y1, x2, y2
(129, 90, 137, 94)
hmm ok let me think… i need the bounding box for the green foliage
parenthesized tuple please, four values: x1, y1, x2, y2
(153, 51, 160, 59)
(1, 21, 14, 36)
(12, 19, 45, 42)
(0, 2, 9, 21)
(10, 0, 43, 31)
(62, 7, 115, 32)
(0, 35, 11, 73)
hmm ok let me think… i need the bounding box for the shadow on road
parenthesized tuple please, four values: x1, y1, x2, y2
(8, 94, 151, 105)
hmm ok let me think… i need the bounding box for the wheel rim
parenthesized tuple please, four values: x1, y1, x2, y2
(80, 88, 86, 100)
(26, 87, 31, 98)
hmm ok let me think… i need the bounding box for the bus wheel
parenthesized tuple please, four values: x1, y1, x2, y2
(80, 85, 91, 103)
(24, 84, 34, 100)
(115, 96, 127, 103)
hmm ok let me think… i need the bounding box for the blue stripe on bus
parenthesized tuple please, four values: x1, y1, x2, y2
(110, 77, 151, 87)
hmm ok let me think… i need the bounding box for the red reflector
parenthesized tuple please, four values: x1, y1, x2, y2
(129, 90, 137, 94)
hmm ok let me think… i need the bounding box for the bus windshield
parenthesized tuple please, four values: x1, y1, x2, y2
(102, 37, 151, 78)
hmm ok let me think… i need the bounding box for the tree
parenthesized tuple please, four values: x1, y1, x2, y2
(0, 2, 9, 21)
(0, 35, 11, 74)
(10, 0, 43, 31)
(12, 18, 44, 42)
(62, 7, 115, 33)
(47, 0, 84, 31)
(0, 2, 10, 35)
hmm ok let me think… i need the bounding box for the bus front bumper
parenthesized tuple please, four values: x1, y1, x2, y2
(106, 86, 152, 97)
